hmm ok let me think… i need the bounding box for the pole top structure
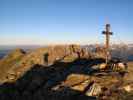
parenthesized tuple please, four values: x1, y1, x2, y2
(102, 24, 113, 35)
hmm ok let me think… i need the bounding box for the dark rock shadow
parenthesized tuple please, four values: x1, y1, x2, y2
(0, 58, 105, 100)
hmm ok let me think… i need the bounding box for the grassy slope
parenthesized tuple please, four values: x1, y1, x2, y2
(0, 49, 25, 81)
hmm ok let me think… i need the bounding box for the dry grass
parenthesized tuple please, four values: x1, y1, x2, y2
(0, 49, 25, 81)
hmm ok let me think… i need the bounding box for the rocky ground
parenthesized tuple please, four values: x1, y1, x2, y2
(0, 45, 132, 100)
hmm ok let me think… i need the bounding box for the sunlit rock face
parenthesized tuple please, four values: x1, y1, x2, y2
(123, 84, 133, 92)
(62, 74, 91, 91)
(47, 45, 92, 64)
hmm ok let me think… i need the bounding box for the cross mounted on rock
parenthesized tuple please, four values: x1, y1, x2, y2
(102, 24, 113, 64)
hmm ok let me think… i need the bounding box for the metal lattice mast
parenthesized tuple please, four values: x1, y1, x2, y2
(102, 24, 113, 64)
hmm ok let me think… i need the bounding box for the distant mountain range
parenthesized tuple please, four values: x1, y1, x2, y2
(0, 45, 47, 59)
(0, 44, 133, 61)
(128, 44, 133, 47)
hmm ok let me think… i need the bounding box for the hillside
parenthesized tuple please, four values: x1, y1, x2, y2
(0, 45, 132, 100)
(0, 49, 26, 82)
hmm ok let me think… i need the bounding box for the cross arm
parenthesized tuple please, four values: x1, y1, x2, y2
(102, 31, 113, 35)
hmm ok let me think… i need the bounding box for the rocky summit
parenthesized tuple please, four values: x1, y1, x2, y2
(0, 45, 132, 100)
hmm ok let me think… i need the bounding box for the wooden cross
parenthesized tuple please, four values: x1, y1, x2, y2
(102, 24, 113, 64)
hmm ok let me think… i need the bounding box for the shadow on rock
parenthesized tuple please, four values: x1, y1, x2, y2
(0, 58, 105, 100)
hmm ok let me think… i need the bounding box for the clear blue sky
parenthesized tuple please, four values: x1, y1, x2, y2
(0, 0, 133, 45)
